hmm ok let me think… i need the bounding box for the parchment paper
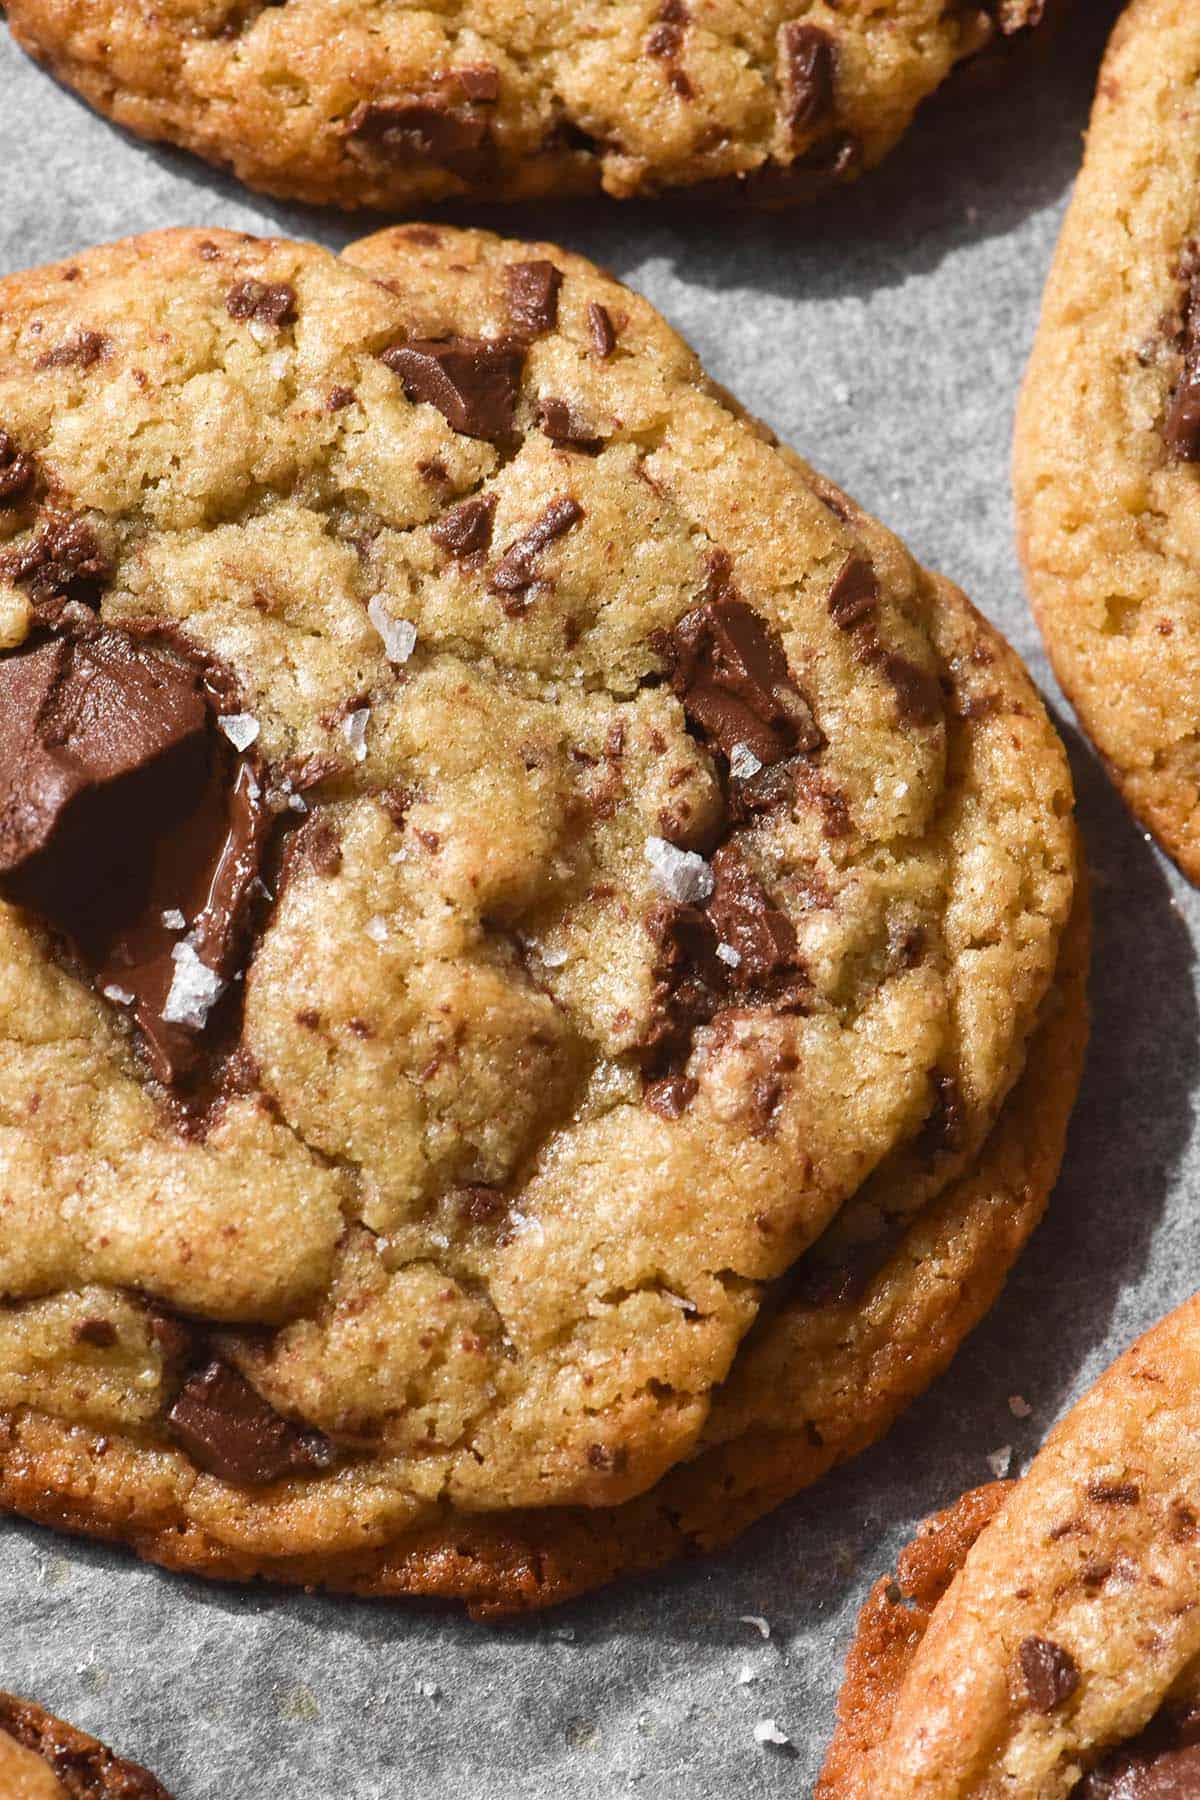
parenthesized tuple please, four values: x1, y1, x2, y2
(3, 10, 1187, 1794)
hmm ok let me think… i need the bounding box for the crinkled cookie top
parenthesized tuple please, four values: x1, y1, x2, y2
(0, 226, 1074, 1551)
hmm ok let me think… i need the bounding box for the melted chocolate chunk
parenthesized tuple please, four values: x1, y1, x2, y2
(1019, 1636, 1080, 1713)
(1165, 257, 1200, 460)
(537, 398, 603, 451)
(1080, 1707, 1200, 1798)
(919, 1071, 968, 1157)
(0, 513, 112, 613)
(0, 431, 37, 505)
(490, 496, 584, 593)
(505, 259, 563, 336)
(663, 594, 823, 766)
(379, 337, 524, 443)
(167, 1360, 335, 1485)
(431, 493, 497, 557)
(882, 652, 943, 726)
(0, 628, 271, 1086)
(588, 302, 617, 358)
(35, 328, 109, 371)
(644, 1073, 698, 1119)
(827, 554, 879, 631)
(225, 279, 297, 329)
(783, 22, 836, 136)
(343, 88, 494, 169)
(0, 1693, 172, 1800)
(706, 841, 798, 983)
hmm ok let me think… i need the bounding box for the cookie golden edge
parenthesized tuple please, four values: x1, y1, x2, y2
(0, 1692, 173, 1799)
(818, 1291, 1200, 1797)
(1015, 0, 1200, 883)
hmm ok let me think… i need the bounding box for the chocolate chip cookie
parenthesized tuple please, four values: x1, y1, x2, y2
(819, 1294, 1200, 1799)
(0, 223, 1083, 1612)
(1015, 0, 1200, 883)
(0, 1694, 171, 1798)
(1, 2, 1053, 211)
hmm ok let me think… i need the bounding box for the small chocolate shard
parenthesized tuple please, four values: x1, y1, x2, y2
(882, 652, 942, 727)
(646, 19, 684, 56)
(920, 1071, 968, 1156)
(35, 328, 109, 371)
(505, 260, 563, 336)
(343, 84, 495, 169)
(644, 1073, 698, 1119)
(537, 398, 603, 451)
(0, 513, 112, 612)
(782, 22, 836, 136)
(588, 302, 617, 358)
(225, 279, 297, 329)
(73, 1317, 118, 1347)
(431, 493, 497, 557)
(0, 431, 37, 505)
(827, 554, 879, 631)
(301, 817, 342, 876)
(379, 336, 524, 443)
(663, 594, 823, 766)
(327, 385, 355, 411)
(706, 841, 798, 982)
(490, 496, 584, 594)
(167, 1360, 335, 1485)
(1087, 1479, 1141, 1505)
(1018, 1636, 1079, 1714)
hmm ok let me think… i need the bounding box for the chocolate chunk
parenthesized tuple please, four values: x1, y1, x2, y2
(491, 496, 584, 593)
(0, 628, 271, 1086)
(1166, 263, 1200, 460)
(588, 302, 617, 358)
(431, 493, 497, 557)
(663, 595, 823, 766)
(882, 652, 942, 726)
(225, 279, 297, 329)
(644, 1073, 698, 1119)
(706, 842, 798, 982)
(300, 817, 342, 875)
(73, 1317, 118, 1347)
(379, 337, 524, 443)
(1018, 1636, 1080, 1713)
(0, 431, 37, 505)
(456, 1184, 508, 1226)
(35, 328, 109, 371)
(782, 23, 836, 136)
(167, 1360, 335, 1485)
(1079, 1707, 1200, 1799)
(646, 19, 684, 56)
(920, 1071, 968, 1156)
(505, 260, 563, 336)
(1088, 1479, 1141, 1505)
(537, 398, 603, 451)
(827, 554, 879, 631)
(457, 64, 501, 102)
(343, 93, 492, 169)
(327, 385, 355, 411)
(0, 513, 112, 613)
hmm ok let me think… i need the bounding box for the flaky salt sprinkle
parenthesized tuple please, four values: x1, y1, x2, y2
(753, 1719, 789, 1748)
(162, 942, 225, 1030)
(1008, 1394, 1032, 1419)
(365, 915, 389, 945)
(987, 1444, 1012, 1479)
(367, 595, 418, 666)
(716, 942, 742, 968)
(644, 835, 714, 905)
(342, 707, 370, 762)
(161, 909, 186, 931)
(218, 713, 260, 752)
(739, 1615, 771, 1640)
(728, 741, 762, 781)
(102, 984, 134, 1007)
(540, 944, 569, 969)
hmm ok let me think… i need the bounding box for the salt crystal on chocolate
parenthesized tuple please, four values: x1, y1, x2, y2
(644, 835, 714, 904)
(162, 941, 226, 1030)
(367, 595, 418, 665)
(729, 741, 763, 780)
(102, 983, 134, 1006)
(218, 713, 260, 751)
(716, 942, 742, 968)
(161, 909, 186, 931)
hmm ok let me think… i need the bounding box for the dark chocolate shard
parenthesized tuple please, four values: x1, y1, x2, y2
(0, 628, 271, 1086)
(705, 841, 798, 983)
(0, 513, 112, 613)
(919, 1071, 968, 1157)
(663, 594, 823, 766)
(225, 279, 297, 329)
(882, 652, 942, 727)
(0, 431, 37, 506)
(588, 302, 617, 358)
(490, 496, 584, 593)
(537, 398, 603, 451)
(1018, 1636, 1080, 1714)
(1164, 252, 1200, 460)
(343, 89, 494, 169)
(34, 328, 110, 371)
(644, 1073, 698, 1119)
(827, 554, 879, 631)
(505, 260, 563, 336)
(379, 337, 524, 443)
(1078, 1704, 1200, 1799)
(167, 1360, 335, 1485)
(430, 493, 497, 557)
(782, 22, 836, 136)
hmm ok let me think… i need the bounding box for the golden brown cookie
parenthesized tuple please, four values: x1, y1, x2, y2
(1015, 0, 1200, 883)
(820, 1293, 1200, 1798)
(0, 1693, 171, 1799)
(1, 1, 1054, 212)
(0, 223, 1082, 1613)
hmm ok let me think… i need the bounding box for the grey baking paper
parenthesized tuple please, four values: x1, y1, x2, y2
(0, 10, 1185, 1794)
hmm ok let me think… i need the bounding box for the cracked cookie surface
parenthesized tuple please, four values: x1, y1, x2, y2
(0, 224, 1080, 1607)
(0, 1694, 171, 1799)
(819, 1293, 1200, 1799)
(1016, 0, 1200, 883)
(2, 1, 1053, 211)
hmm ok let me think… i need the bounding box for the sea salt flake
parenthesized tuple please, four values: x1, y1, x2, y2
(161, 910, 186, 931)
(541, 944, 569, 969)
(367, 595, 418, 665)
(987, 1444, 1012, 1479)
(162, 942, 225, 1030)
(288, 793, 309, 813)
(218, 713, 260, 751)
(342, 707, 370, 762)
(269, 352, 289, 380)
(735, 1665, 756, 1687)
(716, 942, 741, 968)
(739, 1615, 771, 1640)
(729, 741, 762, 781)
(102, 984, 134, 1007)
(415, 1680, 440, 1700)
(365, 915, 389, 944)
(644, 835, 713, 904)
(248, 319, 273, 347)
(1008, 1394, 1032, 1419)
(753, 1718, 789, 1747)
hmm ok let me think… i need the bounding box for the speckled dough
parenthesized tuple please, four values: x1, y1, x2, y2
(819, 1295, 1200, 1798)
(0, 1, 1052, 211)
(0, 225, 1081, 1611)
(1016, 0, 1200, 884)
(0, 1692, 172, 1798)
